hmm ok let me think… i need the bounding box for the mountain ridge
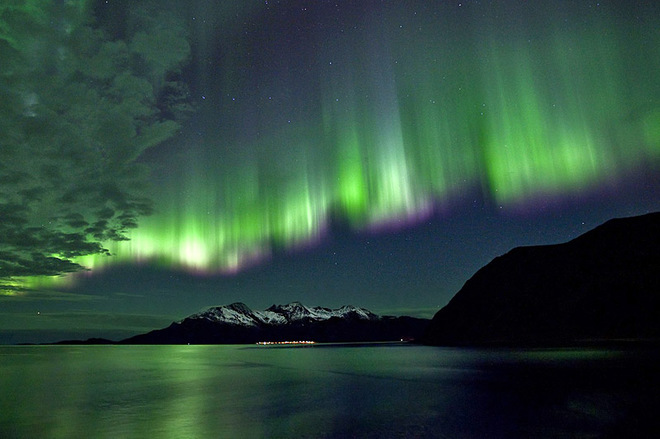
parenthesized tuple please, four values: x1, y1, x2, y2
(185, 301, 379, 327)
(119, 302, 428, 344)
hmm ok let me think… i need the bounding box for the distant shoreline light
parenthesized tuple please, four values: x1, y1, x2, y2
(256, 341, 316, 345)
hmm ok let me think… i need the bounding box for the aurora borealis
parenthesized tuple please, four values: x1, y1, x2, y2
(1, 0, 659, 343)
(65, 0, 660, 273)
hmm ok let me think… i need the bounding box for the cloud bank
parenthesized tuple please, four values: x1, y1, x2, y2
(0, 1, 192, 290)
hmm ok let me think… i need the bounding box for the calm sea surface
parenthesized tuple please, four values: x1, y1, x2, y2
(0, 344, 658, 438)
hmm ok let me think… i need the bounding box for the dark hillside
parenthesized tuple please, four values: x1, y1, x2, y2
(424, 212, 660, 346)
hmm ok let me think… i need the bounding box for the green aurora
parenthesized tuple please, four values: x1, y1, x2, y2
(2, 1, 660, 293)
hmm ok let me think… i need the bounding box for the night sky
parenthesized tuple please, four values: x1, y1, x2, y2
(1, 0, 659, 343)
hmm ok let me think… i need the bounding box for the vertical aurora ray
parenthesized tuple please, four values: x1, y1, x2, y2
(365, 67, 427, 226)
(29, 1, 657, 285)
(327, 61, 430, 226)
(476, 26, 637, 204)
(644, 110, 660, 150)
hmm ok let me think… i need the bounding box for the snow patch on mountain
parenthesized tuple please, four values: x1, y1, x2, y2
(189, 303, 261, 327)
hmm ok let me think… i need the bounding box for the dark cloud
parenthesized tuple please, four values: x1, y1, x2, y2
(0, 285, 101, 303)
(0, 2, 192, 287)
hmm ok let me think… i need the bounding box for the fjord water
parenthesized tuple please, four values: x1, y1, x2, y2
(1, 344, 657, 438)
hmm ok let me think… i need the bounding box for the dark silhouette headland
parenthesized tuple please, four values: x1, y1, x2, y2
(423, 212, 660, 346)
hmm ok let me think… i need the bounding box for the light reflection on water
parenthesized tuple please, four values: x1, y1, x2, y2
(0, 344, 657, 438)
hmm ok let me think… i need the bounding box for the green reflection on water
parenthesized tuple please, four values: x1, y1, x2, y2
(0, 345, 654, 438)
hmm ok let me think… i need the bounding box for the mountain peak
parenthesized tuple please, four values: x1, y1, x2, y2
(267, 301, 306, 311)
(187, 302, 259, 326)
(332, 305, 378, 321)
(225, 302, 253, 314)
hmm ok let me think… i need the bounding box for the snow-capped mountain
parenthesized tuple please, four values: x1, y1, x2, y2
(121, 302, 428, 345)
(187, 301, 379, 327)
